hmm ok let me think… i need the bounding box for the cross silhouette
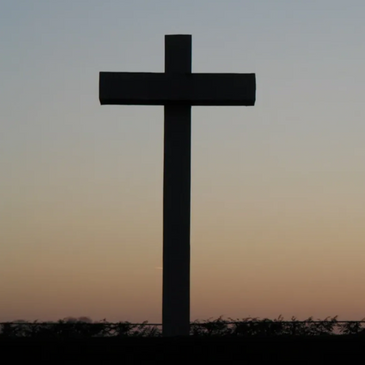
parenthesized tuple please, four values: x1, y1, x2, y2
(99, 34, 256, 336)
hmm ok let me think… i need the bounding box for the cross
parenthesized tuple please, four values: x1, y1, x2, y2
(99, 34, 256, 337)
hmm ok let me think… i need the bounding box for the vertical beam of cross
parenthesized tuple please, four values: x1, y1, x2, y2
(163, 35, 192, 337)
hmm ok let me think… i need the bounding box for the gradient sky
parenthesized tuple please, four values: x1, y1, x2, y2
(1, 0, 365, 323)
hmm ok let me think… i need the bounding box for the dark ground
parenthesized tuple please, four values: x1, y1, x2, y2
(1, 336, 364, 363)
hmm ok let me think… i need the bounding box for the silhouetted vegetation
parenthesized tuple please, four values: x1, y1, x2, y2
(2, 316, 365, 363)
(1, 315, 365, 338)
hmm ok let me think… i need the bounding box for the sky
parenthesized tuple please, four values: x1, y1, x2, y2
(1, 0, 365, 324)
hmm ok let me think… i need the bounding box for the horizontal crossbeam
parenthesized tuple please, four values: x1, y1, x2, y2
(99, 72, 256, 106)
